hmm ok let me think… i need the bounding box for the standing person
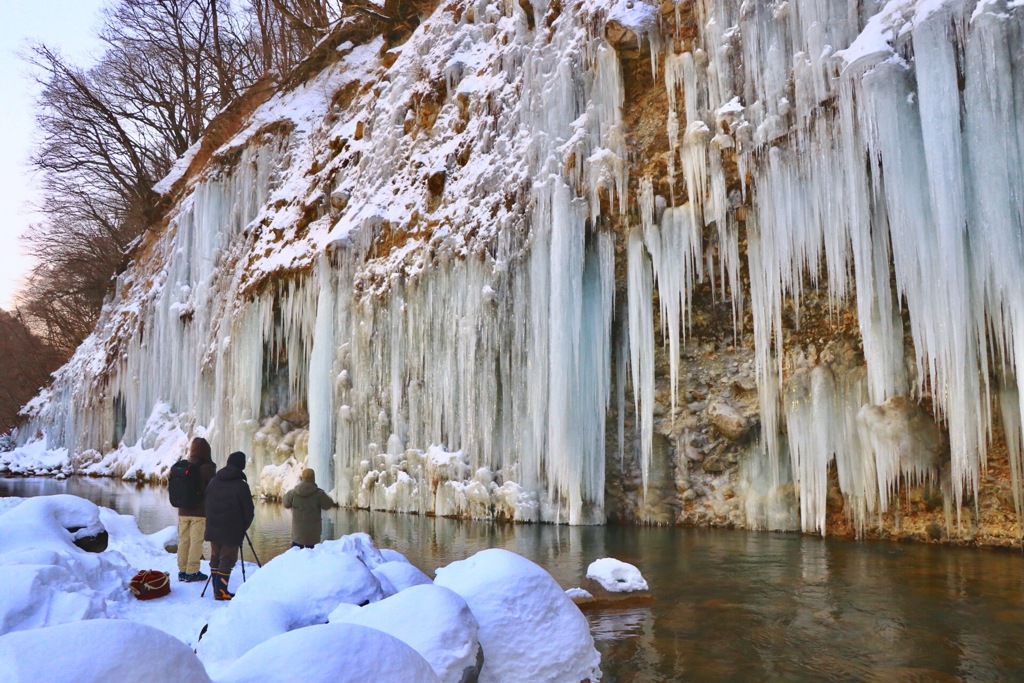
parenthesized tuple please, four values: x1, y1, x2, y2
(204, 451, 255, 601)
(175, 437, 217, 582)
(283, 468, 335, 549)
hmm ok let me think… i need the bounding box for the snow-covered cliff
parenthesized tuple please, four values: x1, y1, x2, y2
(10, 0, 1024, 541)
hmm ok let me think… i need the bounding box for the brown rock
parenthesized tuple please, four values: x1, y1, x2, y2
(72, 530, 109, 553)
(707, 400, 751, 441)
(573, 577, 654, 611)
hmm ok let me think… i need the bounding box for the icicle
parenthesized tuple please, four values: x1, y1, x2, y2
(308, 257, 337, 485)
(1000, 384, 1024, 526)
(627, 227, 655, 493)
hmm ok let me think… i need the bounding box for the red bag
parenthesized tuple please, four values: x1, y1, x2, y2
(129, 570, 171, 600)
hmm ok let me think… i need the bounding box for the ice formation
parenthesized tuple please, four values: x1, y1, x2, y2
(10, 0, 1024, 537)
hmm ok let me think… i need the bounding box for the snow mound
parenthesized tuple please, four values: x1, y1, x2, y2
(379, 547, 411, 564)
(0, 497, 22, 516)
(196, 535, 385, 670)
(217, 622, 441, 683)
(0, 496, 136, 634)
(586, 557, 649, 592)
(335, 531, 387, 568)
(372, 559, 433, 595)
(434, 548, 601, 683)
(0, 437, 69, 476)
(329, 584, 480, 683)
(0, 618, 211, 683)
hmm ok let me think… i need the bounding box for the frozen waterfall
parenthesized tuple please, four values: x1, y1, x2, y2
(15, 0, 1024, 536)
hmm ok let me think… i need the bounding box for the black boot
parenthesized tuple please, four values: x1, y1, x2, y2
(213, 570, 234, 601)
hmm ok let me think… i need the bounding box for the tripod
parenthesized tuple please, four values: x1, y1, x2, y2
(201, 533, 262, 597)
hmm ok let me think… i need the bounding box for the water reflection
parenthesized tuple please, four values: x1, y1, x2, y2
(4, 476, 1024, 682)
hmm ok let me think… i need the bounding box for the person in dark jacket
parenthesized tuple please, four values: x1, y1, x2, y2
(283, 468, 335, 549)
(204, 450, 255, 600)
(177, 437, 217, 583)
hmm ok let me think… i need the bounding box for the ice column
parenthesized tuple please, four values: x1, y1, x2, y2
(627, 227, 654, 492)
(308, 256, 338, 485)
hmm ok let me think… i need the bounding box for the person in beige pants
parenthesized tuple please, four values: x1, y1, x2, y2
(177, 437, 217, 582)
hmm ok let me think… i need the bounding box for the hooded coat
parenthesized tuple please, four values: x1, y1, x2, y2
(283, 481, 334, 546)
(204, 459, 255, 545)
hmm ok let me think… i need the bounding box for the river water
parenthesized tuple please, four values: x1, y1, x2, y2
(3, 476, 1023, 682)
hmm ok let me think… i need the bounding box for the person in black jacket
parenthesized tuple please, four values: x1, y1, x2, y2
(204, 450, 255, 600)
(176, 437, 217, 583)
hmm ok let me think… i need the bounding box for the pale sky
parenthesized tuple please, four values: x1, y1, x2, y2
(0, 0, 107, 310)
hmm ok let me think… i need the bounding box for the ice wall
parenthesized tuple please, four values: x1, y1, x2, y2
(18, 2, 625, 525)
(15, 0, 1024, 535)
(668, 0, 1024, 533)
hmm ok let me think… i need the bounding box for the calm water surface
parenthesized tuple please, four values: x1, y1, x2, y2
(4, 476, 1024, 682)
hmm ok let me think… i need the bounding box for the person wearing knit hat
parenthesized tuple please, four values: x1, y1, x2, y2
(283, 467, 335, 549)
(203, 451, 255, 600)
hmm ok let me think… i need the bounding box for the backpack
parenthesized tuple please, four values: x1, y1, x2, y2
(168, 459, 203, 508)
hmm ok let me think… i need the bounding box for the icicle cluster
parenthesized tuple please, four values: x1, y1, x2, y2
(20, 1, 629, 524)
(669, 0, 1024, 532)
(17, 0, 1024, 535)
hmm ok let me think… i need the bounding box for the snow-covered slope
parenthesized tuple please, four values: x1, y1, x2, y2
(10, 0, 1024, 539)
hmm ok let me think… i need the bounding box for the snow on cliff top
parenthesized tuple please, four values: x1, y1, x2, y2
(837, 0, 997, 70)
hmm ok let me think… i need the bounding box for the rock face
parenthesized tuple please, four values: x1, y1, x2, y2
(13, 1, 1024, 547)
(706, 401, 751, 442)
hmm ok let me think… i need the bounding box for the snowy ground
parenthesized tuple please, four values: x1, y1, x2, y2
(0, 494, 603, 682)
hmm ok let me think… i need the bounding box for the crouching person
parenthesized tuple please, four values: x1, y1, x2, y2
(283, 468, 335, 549)
(204, 451, 255, 600)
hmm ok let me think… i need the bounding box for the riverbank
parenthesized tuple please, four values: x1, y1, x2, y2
(6, 477, 1024, 680)
(0, 493, 601, 682)
(5, 461, 1023, 554)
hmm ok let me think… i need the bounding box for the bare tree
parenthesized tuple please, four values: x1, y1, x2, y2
(20, 0, 266, 353)
(0, 309, 63, 432)
(18, 0, 397, 359)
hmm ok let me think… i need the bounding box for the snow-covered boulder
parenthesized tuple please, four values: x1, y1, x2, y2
(372, 559, 433, 595)
(434, 548, 601, 683)
(586, 558, 648, 592)
(0, 619, 211, 683)
(196, 535, 385, 669)
(217, 622, 441, 683)
(329, 584, 480, 683)
(335, 532, 387, 568)
(0, 496, 136, 635)
(0, 494, 105, 549)
(379, 548, 411, 564)
(576, 557, 652, 610)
